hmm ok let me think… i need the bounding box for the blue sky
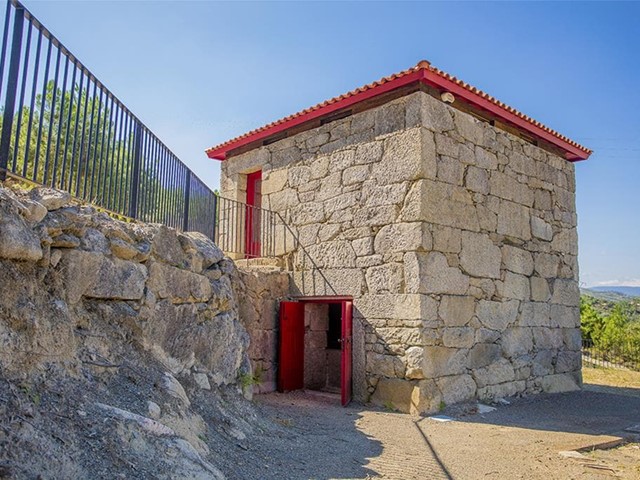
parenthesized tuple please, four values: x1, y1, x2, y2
(16, 0, 640, 288)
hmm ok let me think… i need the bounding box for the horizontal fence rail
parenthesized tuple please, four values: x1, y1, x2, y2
(0, 0, 216, 240)
(215, 196, 277, 259)
(582, 339, 640, 371)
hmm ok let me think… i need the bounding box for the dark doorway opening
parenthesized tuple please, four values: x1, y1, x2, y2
(278, 297, 353, 406)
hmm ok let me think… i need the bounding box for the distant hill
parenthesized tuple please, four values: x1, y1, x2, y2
(581, 288, 631, 302)
(588, 286, 640, 298)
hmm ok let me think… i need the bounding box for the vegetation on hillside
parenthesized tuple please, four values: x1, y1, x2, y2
(581, 294, 640, 351)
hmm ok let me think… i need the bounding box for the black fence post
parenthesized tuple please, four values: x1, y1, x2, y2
(0, 5, 24, 181)
(129, 121, 142, 219)
(183, 172, 191, 232)
(212, 193, 218, 243)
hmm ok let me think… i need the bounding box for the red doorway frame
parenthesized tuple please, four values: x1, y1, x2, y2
(245, 170, 262, 258)
(277, 296, 353, 406)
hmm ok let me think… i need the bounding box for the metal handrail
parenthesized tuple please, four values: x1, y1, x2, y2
(214, 195, 337, 296)
(275, 211, 338, 297)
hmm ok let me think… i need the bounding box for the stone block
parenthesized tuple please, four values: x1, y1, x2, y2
(490, 171, 534, 207)
(291, 202, 326, 225)
(355, 294, 437, 321)
(402, 179, 479, 231)
(362, 182, 409, 207)
(437, 156, 464, 185)
(534, 253, 560, 278)
(365, 263, 404, 294)
(532, 327, 563, 350)
(562, 328, 582, 351)
(262, 169, 288, 195)
(404, 346, 425, 379)
(61, 250, 148, 304)
(147, 262, 212, 304)
(551, 279, 580, 306)
(423, 347, 467, 378)
(372, 128, 431, 185)
(519, 302, 551, 327)
(431, 226, 462, 253)
(460, 231, 501, 279)
(355, 141, 383, 165)
(531, 216, 553, 241)
(551, 228, 578, 255)
(532, 350, 555, 376)
(151, 225, 185, 267)
(555, 350, 581, 373)
(439, 295, 476, 327)
(375, 101, 405, 136)
(467, 343, 502, 369)
(343, 165, 370, 185)
(530, 277, 551, 302)
(367, 352, 405, 378)
(352, 205, 399, 227)
(499, 271, 530, 301)
(502, 245, 534, 276)
(473, 359, 515, 388)
(419, 92, 455, 132)
(465, 166, 489, 194)
(550, 304, 580, 328)
(370, 378, 415, 413)
(501, 327, 533, 357)
(305, 240, 356, 269)
(0, 207, 43, 261)
(374, 222, 431, 254)
(497, 200, 531, 240)
(443, 327, 475, 349)
(404, 252, 469, 295)
(454, 111, 484, 145)
(476, 299, 519, 331)
(478, 380, 525, 402)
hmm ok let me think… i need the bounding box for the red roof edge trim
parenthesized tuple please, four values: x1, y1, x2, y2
(206, 61, 592, 162)
(206, 70, 423, 160)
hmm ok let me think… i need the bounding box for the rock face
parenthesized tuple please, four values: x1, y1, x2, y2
(0, 184, 266, 478)
(220, 90, 582, 413)
(0, 185, 249, 387)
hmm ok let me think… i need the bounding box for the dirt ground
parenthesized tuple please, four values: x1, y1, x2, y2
(250, 382, 640, 480)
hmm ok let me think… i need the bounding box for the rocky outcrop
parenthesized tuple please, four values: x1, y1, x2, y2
(0, 184, 257, 479)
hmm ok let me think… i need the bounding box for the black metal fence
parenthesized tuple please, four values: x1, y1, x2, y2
(582, 339, 640, 371)
(0, 0, 216, 239)
(216, 196, 277, 258)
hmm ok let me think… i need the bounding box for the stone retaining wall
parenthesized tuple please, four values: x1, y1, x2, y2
(0, 185, 251, 390)
(221, 89, 582, 412)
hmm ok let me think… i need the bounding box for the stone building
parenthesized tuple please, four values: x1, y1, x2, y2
(207, 61, 592, 413)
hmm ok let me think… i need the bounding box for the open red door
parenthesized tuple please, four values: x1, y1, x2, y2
(341, 300, 353, 406)
(278, 301, 305, 392)
(245, 170, 262, 258)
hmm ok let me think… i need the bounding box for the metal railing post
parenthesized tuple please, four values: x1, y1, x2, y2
(183, 171, 191, 232)
(212, 193, 218, 242)
(0, 5, 24, 181)
(129, 121, 142, 218)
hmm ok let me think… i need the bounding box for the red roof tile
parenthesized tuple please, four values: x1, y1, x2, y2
(206, 60, 592, 161)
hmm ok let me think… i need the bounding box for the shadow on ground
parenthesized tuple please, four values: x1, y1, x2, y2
(441, 387, 640, 438)
(246, 391, 382, 480)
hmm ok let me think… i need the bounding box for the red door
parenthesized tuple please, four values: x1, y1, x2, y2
(278, 301, 305, 392)
(341, 300, 353, 406)
(245, 170, 262, 258)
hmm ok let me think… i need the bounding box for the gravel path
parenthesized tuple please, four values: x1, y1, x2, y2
(236, 388, 640, 480)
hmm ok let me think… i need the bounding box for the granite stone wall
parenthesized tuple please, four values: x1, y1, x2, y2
(220, 90, 581, 413)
